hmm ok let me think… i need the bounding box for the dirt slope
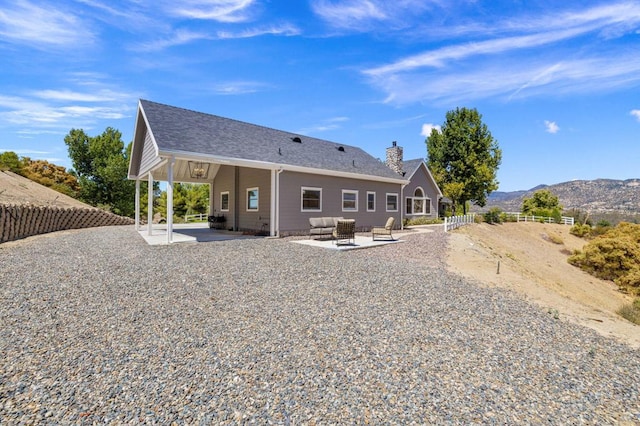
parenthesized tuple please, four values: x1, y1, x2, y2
(0, 171, 91, 209)
(447, 222, 640, 348)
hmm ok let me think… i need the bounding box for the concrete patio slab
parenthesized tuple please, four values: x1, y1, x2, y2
(137, 223, 260, 246)
(291, 235, 404, 251)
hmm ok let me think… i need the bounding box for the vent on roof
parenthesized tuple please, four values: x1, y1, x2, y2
(291, 136, 302, 143)
(337, 146, 345, 152)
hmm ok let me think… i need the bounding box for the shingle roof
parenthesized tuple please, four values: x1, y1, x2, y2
(402, 158, 426, 177)
(140, 99, 404, 181)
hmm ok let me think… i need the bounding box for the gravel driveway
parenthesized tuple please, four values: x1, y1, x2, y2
(1, 226, 639, 424)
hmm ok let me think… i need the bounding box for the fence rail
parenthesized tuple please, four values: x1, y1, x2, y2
(444, 214, 476, 232)
(184, 213, 209, 222)
(503, 212, 574, 226)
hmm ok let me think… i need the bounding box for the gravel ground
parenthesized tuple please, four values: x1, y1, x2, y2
(1, 226, 639, 424)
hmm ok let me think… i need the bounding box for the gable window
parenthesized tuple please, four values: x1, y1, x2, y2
(301, 187, 322, 212)
(342, 189, 358, 212)
(246, 187, 259, 211)
(220, 191, 229, 211)
(406, 187, 431, 215)
(386, 193, 398, 212)
(367, 191, 376, 212)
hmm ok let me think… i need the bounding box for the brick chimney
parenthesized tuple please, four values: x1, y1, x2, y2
(386, 141, 403, 175)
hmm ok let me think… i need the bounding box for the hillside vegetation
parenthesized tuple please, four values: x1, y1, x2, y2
(482, 179, 640, 222)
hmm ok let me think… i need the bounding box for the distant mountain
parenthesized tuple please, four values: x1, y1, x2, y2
(479, 179, 640, 214)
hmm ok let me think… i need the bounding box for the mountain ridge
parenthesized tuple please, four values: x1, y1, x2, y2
(482, 178, 640, 215)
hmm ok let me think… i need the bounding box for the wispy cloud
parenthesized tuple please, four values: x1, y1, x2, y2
(133, 29, 212, 51)
(631, 110, 640, 121)
(297, 116, 350, 134)
(544, 120, 560, 134)
(169, 0, 256, 23)
(216, 23, 301, 39)
(211, 81, 270, 95)
(362, 2, 640, 104)
(0, 0, 94, 49)
(421, 123, 441, 137)
(311, 0, 439, 32)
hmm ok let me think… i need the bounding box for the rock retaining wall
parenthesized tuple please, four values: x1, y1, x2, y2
(0, 204, 134, 244)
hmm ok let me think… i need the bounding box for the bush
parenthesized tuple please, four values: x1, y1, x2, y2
(568, 222, 640, 295)
(484, 207, 502, 224)
(403, 216, 443, 226)
(617, 301, 640, 325)
(570, 223, 592, 238)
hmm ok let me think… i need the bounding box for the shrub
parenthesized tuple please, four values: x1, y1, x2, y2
(404, 216, 443, 226)
(568, 223, 640, 295)
(484, 207, 503, 224)
(617, 301, 640, 325)
(570, 223, 592, 238)
(547, 233, 564, 245)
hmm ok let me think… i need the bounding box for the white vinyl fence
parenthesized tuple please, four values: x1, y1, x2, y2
(444, 214, 476, 232)
(503, 213, 574, 226)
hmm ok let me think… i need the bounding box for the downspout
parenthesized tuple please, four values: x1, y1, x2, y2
(276, 168, 284, 237)
(400, 183, 407, 230)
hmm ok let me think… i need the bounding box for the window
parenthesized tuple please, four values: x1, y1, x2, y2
(367, 191, 376, 212)
(406, 187, 431, 215)
(220, 191, 229, 211)
(386, 193, 398, 212)
(246, 187, 259, 211)
(342, 190, 358, 211)
(301, 187, 322, 212)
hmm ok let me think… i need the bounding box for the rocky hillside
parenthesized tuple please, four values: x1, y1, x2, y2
(0, 170, 91, 208)
(481, 179, 640, 214)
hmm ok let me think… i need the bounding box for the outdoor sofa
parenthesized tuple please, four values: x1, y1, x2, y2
(309, 217, 344, 239)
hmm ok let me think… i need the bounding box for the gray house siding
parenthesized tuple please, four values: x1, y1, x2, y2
(211, 165, 236, 230)
(140, 129, 160, 175)
(404, 164, 440, 218)
(237, 168, 271, 232)
(278, 171, 402, 233)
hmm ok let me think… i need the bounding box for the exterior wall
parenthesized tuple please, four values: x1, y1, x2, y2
(211, 166, 271, 232)
(404, 164, 440, 218)
(211, 165, 236, 230)
(140, 128, 159, 175)
(278, 171, 402, 234)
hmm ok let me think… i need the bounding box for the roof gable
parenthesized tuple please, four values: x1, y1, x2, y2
(137, 99, 403, 181)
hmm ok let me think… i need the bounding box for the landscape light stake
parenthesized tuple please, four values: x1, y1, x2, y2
(497, 261, 500, 275)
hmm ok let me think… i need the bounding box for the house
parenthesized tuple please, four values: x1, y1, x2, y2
(128, 100, 442, 242)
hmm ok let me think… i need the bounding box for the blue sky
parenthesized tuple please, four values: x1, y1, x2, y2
(1, 0, 639, 192)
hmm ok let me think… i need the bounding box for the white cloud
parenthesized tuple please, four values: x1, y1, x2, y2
(211, 81, 270, 95)
(169, 0, 256, 23)
(362, 2, 640, 104)
(0, 0, 94, 48)
(311, 0, 387, 29)
(134, 29, 212, 51)
(216, 23, 301, 39)
(296, 117, 351, 134)
(421, 123, 441, 137)
(631, 110, 640, 121)
(544, 120, 560, 134)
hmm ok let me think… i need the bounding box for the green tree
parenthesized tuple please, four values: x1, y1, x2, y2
(522, 189, 563, 222)
(426, 107, 502, 214)
(64, 127, 138, 217)
(0, 151, 25, 173)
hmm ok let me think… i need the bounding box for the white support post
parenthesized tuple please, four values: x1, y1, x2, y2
(167, 157, 175, 244)
(135, 179, 140, 231)
(270, 169, 276, 237)
(147, 172, 154, 236)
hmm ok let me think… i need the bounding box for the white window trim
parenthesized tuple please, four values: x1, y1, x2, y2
(342, 189, 358, 212)
(406, 196, 432, 215)
(220, 191, 230, 212)
(386, 193, 399, 212)
(246, 187, 259, 211)
(366, 191, 376, 212)
(301, 186, 322, 212)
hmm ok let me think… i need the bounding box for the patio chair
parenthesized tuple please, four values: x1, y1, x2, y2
(333, 219, 355, 245)
(372, 217, 395, 241)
